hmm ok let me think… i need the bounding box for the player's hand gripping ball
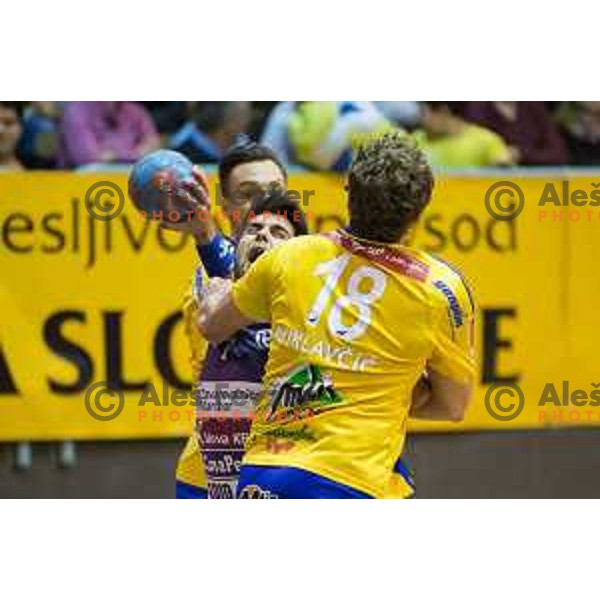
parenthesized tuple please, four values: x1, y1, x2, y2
(128, 149, 210, 231)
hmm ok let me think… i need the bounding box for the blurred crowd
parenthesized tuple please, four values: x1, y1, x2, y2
(2, 101, 600, 172)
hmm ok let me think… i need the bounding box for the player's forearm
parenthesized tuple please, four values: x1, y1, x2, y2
(197, 281, 252, 343)
(197, 278, 231, 340)
(410, 371, 473, 422)
(410, 396, 461, 420)
(409, 375, 457, 420)
(409, 375, 432, 415)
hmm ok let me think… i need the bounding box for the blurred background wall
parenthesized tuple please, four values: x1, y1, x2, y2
(2, 430, 600, 498)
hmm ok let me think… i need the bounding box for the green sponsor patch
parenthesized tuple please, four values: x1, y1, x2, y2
(266, 364, 342, 420)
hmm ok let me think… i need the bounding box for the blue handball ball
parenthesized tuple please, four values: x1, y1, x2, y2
(128, 149, 195, 220)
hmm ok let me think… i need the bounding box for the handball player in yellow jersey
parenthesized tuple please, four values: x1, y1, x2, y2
(199, 132, 475, 498)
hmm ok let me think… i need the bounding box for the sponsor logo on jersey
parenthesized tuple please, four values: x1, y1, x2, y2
(266, 363, 343, 421)
(325, 230, 430, 281)
(207, 481, 236, 499)
(195, 381, 261, 413)
(433, 279, 464, 327)
(238, 484, 278, 499)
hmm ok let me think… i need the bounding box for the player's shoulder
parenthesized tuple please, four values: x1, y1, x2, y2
(284, 233, 334, 249)
(269, 233, 335, 259)
(417, 251, 476, 320)
(248, 235, 331, 279)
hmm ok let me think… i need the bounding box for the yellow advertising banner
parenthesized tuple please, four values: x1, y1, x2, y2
(1, 171, 599, 440)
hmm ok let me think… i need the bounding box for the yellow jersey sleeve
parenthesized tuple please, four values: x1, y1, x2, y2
(231, 245, 282, 323)
(176, 269, 209, 490)
(183, 273, 208, 382)
(428, 265, 476, 385)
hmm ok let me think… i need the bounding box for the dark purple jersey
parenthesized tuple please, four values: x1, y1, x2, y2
(196, 323, 270, 499)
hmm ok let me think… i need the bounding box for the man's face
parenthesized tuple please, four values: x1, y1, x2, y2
(0, 106, 21, 158)
(224, 160, 286, 222)
(235, 212, 295, 278)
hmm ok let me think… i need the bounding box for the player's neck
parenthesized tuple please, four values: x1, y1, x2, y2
(343, 226, 405, 247)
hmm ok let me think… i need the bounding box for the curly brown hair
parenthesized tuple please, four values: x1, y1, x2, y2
(347, 132, 434, 243)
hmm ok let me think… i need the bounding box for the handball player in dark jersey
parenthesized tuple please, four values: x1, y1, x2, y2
(184, 189, 307, 498)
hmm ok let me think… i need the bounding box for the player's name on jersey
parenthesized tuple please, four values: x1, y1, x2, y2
(272, 324, 377, 372)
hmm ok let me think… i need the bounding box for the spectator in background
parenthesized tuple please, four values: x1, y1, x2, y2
(60, 101, 159, 168)
(170, 102, 252, 164)
(374, 101, 422, 130)
(18, 102, 63, 169)
(555, 101, 600, 165)
(413, 102, 513, 168)
(0, 102, 23, 171)
(247, 102, 277, 139)
(262, 101, 394, 171)
(141, 102, 189, 137)
(260, 101, 296, 163)
(464, 102, 566, 166)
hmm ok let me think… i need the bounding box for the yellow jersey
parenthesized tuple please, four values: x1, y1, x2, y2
(232, 229, 476, 498)
(176, 240, 417, 498)
(175, 272, 208, 492)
